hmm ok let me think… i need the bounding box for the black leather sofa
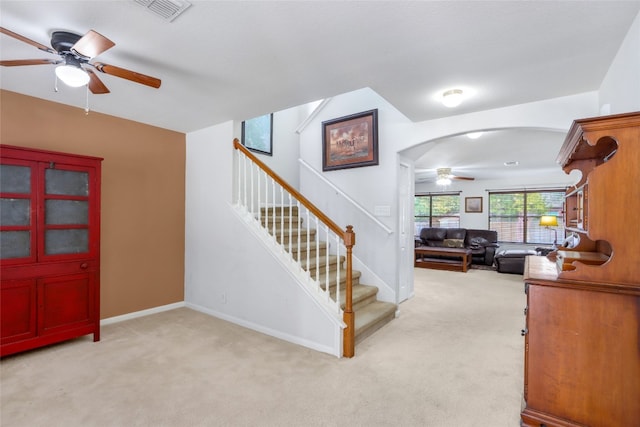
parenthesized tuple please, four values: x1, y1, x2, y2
(417, 227, 500, 266)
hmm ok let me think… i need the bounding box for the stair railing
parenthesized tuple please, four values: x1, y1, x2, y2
(233, 139, 356, 357)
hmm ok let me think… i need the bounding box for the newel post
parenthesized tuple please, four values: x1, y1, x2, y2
(343, 225, 355, 358)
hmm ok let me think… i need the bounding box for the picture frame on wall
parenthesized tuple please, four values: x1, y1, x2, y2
(241, 113, 273, 155)
(465, 197, 483, 213)
(322, 109, 378, 171)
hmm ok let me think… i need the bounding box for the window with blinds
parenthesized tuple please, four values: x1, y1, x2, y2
(489, 190, 565, 244)
(414, 193, 460, 234)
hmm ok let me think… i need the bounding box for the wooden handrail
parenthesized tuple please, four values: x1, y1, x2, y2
(234, 139, 346, 238)
(233, 138, 356, 357)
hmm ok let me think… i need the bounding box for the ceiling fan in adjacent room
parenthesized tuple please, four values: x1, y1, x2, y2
(415, 167, 475, 185)
(0, 26, 161, 94)
(435, 168, 474, 185)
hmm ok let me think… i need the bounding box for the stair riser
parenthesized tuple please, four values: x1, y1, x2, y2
(290, 248, 328, 261)
(351, 295, 378, 312)
(304, 262, 341, 276)
(260, 219, 303, 229)
(274, 234, 318, 245)
(355, 312, 396, 345)
(260, 207, 299, 217)
(316, 275, 361, 291)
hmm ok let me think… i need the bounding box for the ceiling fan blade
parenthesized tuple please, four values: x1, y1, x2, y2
(71, 30, 115, 58)
(452, 176, 475, 181)
(91, 62, 161, 88)
(0, 59, 60, 66)
(86, 69, 110, 94)
(0, 27, 55, 54)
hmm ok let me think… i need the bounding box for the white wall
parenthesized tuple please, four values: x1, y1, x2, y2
(599, 11, 640, 114)
(185, 121, 342, 356)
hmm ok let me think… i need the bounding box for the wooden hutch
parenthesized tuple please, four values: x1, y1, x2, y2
(521, 112, 640, 427)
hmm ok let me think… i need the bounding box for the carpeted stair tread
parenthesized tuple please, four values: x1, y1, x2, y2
(313, 269, 362, 288)
(354, 301, 397, 344)
(299, 254, 344, 272)
(333, 284, 378, 311)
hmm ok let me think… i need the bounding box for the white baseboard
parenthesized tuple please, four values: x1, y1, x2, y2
(185, 302, 341, 358)
(101, 301, 186, 326)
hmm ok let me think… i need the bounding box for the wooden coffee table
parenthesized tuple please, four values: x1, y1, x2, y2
(414, 246, 472, 272)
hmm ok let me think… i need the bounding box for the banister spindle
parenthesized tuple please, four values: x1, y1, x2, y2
(250, 162, 255, 214)
(236, 150, 241, 206)
(287, 193, 293, 255)
(271, 178, 276, 237)
(279, 186, 284, 248)
(256, 168, 261, 223)
(306, 208, 311, 278)
(335, 232, 341, 314)
(324, 224, 330, 299)
(314, 215, 320, 284)
(296, 200, 301, 265)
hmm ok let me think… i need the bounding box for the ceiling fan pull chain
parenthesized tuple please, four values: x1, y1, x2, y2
(85, 84, 90, 115)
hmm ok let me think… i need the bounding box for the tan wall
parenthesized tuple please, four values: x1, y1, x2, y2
(0, 90, 185, 318)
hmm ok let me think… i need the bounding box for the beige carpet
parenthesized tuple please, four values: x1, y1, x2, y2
(1, 268, 525, 427)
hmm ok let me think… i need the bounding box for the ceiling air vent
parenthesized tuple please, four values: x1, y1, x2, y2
(134, 0, 192, 22)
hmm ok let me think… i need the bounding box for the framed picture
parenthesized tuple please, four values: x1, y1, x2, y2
(322, 109, 378, 171)
(465, 197, 483, 213)
(241, 113, 273, 155)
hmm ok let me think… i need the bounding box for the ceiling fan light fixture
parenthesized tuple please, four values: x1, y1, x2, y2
(436, 176, 452, 186)
(55, 64, 89, 87)
(436, 167, 452, 186)
(441, 89, 464, 108)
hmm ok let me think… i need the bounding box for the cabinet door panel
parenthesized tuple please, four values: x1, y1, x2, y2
(0, 231, 31, 259)
(38, 274, 94, 334)
(1, 279, 37, 344)
(45, 200, 88, 225)
(44, 169, 88, 196)
(44, 229, 89, 255)
(0, 164, 31, 193)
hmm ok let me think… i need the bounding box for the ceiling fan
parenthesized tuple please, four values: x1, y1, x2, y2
(434, 167, 475, 185)
(0, 27, 161, 94)
(436, 168, 475, 181)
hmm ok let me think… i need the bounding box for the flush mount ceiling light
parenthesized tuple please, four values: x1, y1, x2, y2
(467, 132, 484, 139)
(436, 167, 452, 186)
(441, 89, 464, 108)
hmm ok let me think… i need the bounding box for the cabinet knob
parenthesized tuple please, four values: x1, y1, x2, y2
(80, 262, 88, 269)
(521, 328, 528, 336)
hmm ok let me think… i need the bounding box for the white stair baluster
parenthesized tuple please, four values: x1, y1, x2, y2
(335, 232, 341, 313)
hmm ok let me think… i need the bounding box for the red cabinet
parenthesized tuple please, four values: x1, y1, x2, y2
(1, 145, 102, 356)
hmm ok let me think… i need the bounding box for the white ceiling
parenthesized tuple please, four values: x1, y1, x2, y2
(412, 128, 568, 184)
(1, 1, 639, 181)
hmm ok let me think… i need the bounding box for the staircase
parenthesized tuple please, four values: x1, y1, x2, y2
(261, 206, 397, 345)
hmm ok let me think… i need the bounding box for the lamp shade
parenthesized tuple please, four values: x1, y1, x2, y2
(539, 215, 558, 227)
